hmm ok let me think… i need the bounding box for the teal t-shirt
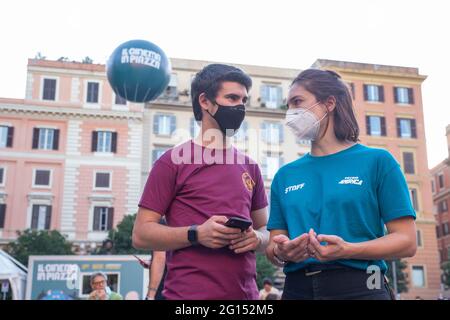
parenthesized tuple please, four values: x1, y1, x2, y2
(267, 143, 416, 274)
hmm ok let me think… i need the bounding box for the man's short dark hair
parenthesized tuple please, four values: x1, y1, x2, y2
(191, 64, 252, 121)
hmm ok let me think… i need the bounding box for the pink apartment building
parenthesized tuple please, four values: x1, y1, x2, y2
(0, 59, 143, 252)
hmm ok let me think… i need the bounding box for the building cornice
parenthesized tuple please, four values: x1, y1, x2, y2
(0, 102, 143, 121)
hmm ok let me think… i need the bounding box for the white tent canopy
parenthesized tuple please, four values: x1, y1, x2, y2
(0, 250, 27, 300)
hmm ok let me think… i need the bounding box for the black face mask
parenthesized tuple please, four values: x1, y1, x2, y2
(207, 102, 246, 137)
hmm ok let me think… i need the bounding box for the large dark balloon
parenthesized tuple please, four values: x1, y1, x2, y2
(107, 39, 171, 103)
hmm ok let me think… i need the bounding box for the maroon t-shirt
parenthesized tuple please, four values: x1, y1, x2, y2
(138, 140, 268, 300)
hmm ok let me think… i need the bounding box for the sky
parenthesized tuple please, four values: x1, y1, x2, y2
(1, 0, 449, 168)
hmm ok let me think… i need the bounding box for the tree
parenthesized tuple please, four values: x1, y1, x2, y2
(6, 229, 73, 266)
(256, 252, 277, 289)
(82, 56, 93, 64)
(34, 52, 46, 60)
(441, 261, 450, 289)
(57, 56, 69, 62)
(100, 213, 147, 255)
(386, 259, 409, 293)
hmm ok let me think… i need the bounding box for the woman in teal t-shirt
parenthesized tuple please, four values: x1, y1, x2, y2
(266, 69, 417, 300)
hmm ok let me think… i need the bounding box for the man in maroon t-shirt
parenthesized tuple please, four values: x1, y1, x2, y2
(133, 64, 269, 300)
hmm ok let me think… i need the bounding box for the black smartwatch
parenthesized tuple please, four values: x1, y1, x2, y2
(188, 225, 199, 246)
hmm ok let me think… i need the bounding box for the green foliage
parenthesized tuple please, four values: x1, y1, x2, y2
(256, 252, 276, 289)
(98, 213, 147, 255)
(441, 261, 450, 289)
(386, 259, 409, 293)
(7, 229, 73, 266)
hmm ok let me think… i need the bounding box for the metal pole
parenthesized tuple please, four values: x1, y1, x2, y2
(392, 260, 398, 295)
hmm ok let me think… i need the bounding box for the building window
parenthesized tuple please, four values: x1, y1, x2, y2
(32, 128, 59, 150)
(439, 201, 449, 213)
(93, 207, 114, 231)
(94, 172, 111, 189)
(33, 169, 51, 187)
(411, 266, 425, 288)
(402, 152, 415, 174)
(152, 147, 169, 164)
(364, 84, 384, 102)
(436, 225, 441, 238)
(234, 121, 248, 142)
(161, 74, 178, 99)
(190, 118, 201, 139)
(0, 126, 14, 148)
(431, 180, 435, 194)
(366, 116, 386, 136)
(260, 84, 282, 109)
(153, 115, 176, 136)
(31, 205, 52, 230)
(114, 94, 127, 105)
(91, 131, 117, 153)
(262, 154, 283, 180)
(0, 204, 5, 229)
(262, 122, 283, 144)
(396, 118, 417, 138)
(438, 173, 444, 189)
(42, 78, 57, 101)
(409, 188, 419, 211)
(87, 82, 100, 103)
(416, 230, 422, 247)
(0, 167, 5, 186)
(394, 87, 414, 104)
(443, 222, 450, 236)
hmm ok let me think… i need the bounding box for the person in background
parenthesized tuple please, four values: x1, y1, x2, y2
(259, 278, 280, 300)
(88, 272, 122, 300)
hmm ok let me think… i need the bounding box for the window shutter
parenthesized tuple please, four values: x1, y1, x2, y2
(6, 127, 14, 147)
(45, 206, 52, 230)
(0, 204, 6, 228)
(153, 115, 159, 134)
(381, 117, 386, 136)
(91, 131, 98, 152)
(53, 129, 60, 150)
(411, 119, 417, 138)
(393, 87, 399, 103)
(190, 119, 195, 138)
(31, 205, 39, 229)
(261, 122, 267, 142)
(261, 156, 267, 179)
(93, 207, 100, 231)
(243, 121, 248, 139)
(107, 208, 114, 231)
(277, 86, 283, 107)
(408, 88, 414, 104)
(396, 119, 401, 137)
(32, 128, 39, 149)
(260, 85, 268, 105)
(378, 85, 384, 102)
(170, 115, 176, 134)
(111, 132, 118, 153)
(365, 116, 371, 135)
(363, 85, 368, 101)
(279, 123, 284, 143)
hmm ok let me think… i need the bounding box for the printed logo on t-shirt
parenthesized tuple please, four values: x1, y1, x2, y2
(242, 172, 255, 192)
(338, 176, 363, 186)
(285, 183, 305, 194)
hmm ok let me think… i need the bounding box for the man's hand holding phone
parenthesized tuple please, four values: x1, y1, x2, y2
(197, 216, 244, 249)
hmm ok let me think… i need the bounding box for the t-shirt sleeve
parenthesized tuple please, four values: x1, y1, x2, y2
(377, 152, 416, 223)
(267, 174, 288, 230)
(138, 158, 177, 216)
(251, 164, 269, 211)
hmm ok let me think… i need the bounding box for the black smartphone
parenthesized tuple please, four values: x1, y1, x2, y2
(225, 217, 252, 231)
